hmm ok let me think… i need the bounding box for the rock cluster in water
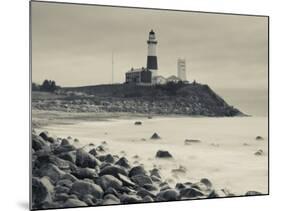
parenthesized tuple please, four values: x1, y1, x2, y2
(32, 131, 262, 209)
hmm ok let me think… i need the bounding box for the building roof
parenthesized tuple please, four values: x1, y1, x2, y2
(126, 67, 147, 73)
(167, 75, 181, 80)
(154, 75, 166, 80)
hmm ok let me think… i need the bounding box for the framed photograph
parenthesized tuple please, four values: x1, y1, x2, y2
(30, 1, 269, 210)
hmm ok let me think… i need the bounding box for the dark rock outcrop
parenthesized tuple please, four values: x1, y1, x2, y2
(129, 165, 147, 177)
(70, 181, 103, 199)
(63, 198, 88, 207)
(115, 157, 130, 169)
(131, 175, 153, 187)
(32, 177, 53, 206)
(184, 139, 201, 144)
(97, 175, 123, 191)
(151, 133, 161, 140)
(156, 150, 173, 158)
(76, 148, 101, 168)
(99, 165, 128, 177)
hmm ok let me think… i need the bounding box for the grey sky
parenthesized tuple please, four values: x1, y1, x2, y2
(31, 2, 268, 116)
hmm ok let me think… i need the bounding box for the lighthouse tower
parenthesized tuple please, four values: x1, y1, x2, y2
(146, 30, 158, 79)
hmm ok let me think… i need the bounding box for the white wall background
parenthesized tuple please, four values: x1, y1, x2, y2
(0, 0, 278, 210)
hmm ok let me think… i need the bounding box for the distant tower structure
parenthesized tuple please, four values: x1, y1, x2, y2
(177, 58, 186, 81)
(111, 51, 114, 84)
(146, 30, 158, 78)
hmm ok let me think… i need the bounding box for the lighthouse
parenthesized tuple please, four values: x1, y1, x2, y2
(146, 30, 158, 79)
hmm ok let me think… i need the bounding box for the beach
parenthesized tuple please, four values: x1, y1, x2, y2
(36, 113, 268, 195)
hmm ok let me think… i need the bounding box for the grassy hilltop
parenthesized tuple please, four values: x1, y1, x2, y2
(32, 82, 244, 117)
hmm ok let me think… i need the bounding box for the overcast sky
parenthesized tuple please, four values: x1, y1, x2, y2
(31, 2, 268, 116)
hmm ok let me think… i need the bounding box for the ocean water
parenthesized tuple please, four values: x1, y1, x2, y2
(42, 116, 268, 195)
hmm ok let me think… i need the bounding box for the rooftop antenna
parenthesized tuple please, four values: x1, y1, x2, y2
(111, 51, 114, 84)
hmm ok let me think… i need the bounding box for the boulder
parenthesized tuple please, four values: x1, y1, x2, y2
(200, 178, 213, 190)
(54, 193, 69, 202)
(39, 163, 65, 184)
(245, 191, 262, 196)
(100, 162, 111, 170)
(129, 165, 147, 177)
(97, 175, 123, 191)
(96, 145, 106, 152)
(180, 188, 205, 199)
(175, 183, 187, 191)
(89, 148, 98, 156)
(72, 167, 98, 180)
(39, 131, 49, 141)
(32, 177, 53, 206)
(255, 136, 264, 141)
(81, 195, 95, 206)
(131, 175, 153, 187)
(61, 138, 70, 146)
(54, 144, 76, 155)
(76, 148, 101, 168)
(160, 184, 172, 191)
(150, 133, 161, 140)
(41, 176, 55, 192)
(41, 201, 63, 209)
(137, 188, 156, 198)
(117, 173, 136, 187)
(61, 173, 78, 182)
(63, 198, 88, 207)
(99, 165, 128, 178)
(142, 195, 154, 202)
(157, 189, 179, 201)
(97, 154, 115, 163)
(120, 194, 141, 204)
(58, 151, 76, 163)
(35, 154, 73, 171)
(171, 165, 187, 174)
(32, 134, 50, 151)
(54, 185, 70, 194)
(134, 121, 142, 125)
(150, 168, 161, 178)
(254, 149, 264, 156)
(151, 175, 162, 183)
(156, 150, 173, 158)
(184, 139, 201, 145)
(207, 190, 220, 198)
(142, 184, 158, 191)
(104, 187, 119, 198)
(115, 157, 130, 169)
(220, 188, 236, 197)
(47, 136, 56, 144)
(70, 181, 103, 199)
(56, 179, 73, 188)
(102, 194, 121, 205)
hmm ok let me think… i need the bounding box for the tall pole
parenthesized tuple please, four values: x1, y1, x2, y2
(111, 51, 114, 84)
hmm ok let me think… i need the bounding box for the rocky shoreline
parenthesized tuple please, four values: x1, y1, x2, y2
(32, 130, 261, 209)
(32, 83, 245, 117)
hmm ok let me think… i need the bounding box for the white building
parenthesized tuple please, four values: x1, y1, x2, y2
(153, 75, 167, 85)
(177, 58, 186, 81)
(167, 75, 181, 83)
